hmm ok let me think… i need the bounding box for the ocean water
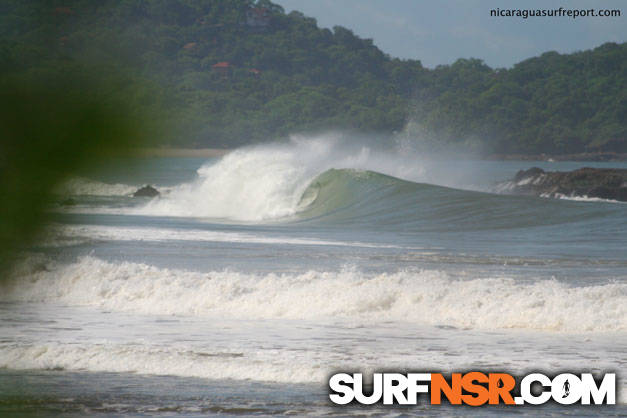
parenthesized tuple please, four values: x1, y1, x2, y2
(1, 137, 626, 416)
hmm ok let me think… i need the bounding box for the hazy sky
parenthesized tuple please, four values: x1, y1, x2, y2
(274, 0, 626, 68)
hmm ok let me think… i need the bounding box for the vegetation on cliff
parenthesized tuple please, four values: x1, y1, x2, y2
(1, 0, 625, 153)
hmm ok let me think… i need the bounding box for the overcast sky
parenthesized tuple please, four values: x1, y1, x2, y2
(274, 0, 626, 68)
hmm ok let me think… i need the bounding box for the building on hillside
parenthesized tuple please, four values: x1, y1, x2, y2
(212, 61, 233, 75)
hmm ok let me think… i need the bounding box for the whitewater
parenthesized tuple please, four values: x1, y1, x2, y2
(2, 136, 626, 415)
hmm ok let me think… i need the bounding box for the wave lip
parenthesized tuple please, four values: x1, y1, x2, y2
(5, 256, 626, 333)
(137, 144, 320, 221)
(134, 137, 432, 221)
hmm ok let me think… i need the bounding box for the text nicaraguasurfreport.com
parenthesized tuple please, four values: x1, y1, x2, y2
(490, 8, 621, 19)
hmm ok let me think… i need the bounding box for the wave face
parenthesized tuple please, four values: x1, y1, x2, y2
(123, 137, 622, 234)
(5, 256, 626, 333)
(136, 136, 434, 221)
(298, 169, 625, 233)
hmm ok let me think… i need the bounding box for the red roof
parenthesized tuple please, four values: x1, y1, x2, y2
(212, 62, 232, 68)
(183, 42, 197, 50)
(249, 68, 261, 74)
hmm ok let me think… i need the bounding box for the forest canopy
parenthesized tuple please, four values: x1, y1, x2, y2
(1, 0, 625, 154)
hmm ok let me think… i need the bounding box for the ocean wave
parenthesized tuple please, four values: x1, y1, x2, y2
(56, 177, 139, 197)
(118, 138, 620, 233)
(135, 136, 432, 221)
(2, 339, 624, 399)
(0, 342, 315, 383)
(4, 256, 625, 333)
(53, 139, 622, 233)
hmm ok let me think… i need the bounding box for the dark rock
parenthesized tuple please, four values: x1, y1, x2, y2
(133, 185, 160, 198)
(513, 167, 545, 183)
(499, 167, 627, 202)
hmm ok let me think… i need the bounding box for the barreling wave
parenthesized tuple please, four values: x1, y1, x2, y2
(295, 169, 623, 231)
(136, 137, 395, 221)
(129, 138, 620, 231)
(4, 256, 626, 333)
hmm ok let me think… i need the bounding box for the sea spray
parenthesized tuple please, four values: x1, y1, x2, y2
(137, 135, 432, 220)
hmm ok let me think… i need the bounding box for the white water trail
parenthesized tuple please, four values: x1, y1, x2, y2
(4, 256, 626, 333)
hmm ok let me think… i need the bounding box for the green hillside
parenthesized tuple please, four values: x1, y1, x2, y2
(1, 0, 625, 153)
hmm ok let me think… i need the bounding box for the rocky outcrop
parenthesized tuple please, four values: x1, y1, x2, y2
(498, 167, 627, 202)
(133, 185, 160, 198)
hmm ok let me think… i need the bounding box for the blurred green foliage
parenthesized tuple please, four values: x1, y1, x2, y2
(0, 1, 159, 271)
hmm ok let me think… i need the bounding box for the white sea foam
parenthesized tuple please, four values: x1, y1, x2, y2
(56, 177, 138, 196)
(42, 224, 403, 249)
(543, 193, 624, 204)
(1, 305, 625, 398)
(0, 342, 319, 383)
(2, 336, 625, 398)
(135, 135, 433, 221)
(4, 256, 625, 332)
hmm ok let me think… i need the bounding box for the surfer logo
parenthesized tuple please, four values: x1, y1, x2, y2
(328, 372, 616, 406)
(563, 379, 570, 398)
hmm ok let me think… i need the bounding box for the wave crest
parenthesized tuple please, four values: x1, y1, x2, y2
(4, 256, 625, 333)
(136, 136, 430, 221)
(56, 177, 138, 196)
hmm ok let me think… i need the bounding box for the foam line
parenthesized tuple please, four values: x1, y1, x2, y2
(5, 256, 625, 333)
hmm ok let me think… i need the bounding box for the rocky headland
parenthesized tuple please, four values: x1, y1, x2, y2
(498, 167, 627, 202)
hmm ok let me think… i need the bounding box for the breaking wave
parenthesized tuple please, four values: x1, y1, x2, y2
(136, 137, 432, 221)
(56, 177, 138, 197)
(4, 256, 625, 333)
(125, 137, 620, 233)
